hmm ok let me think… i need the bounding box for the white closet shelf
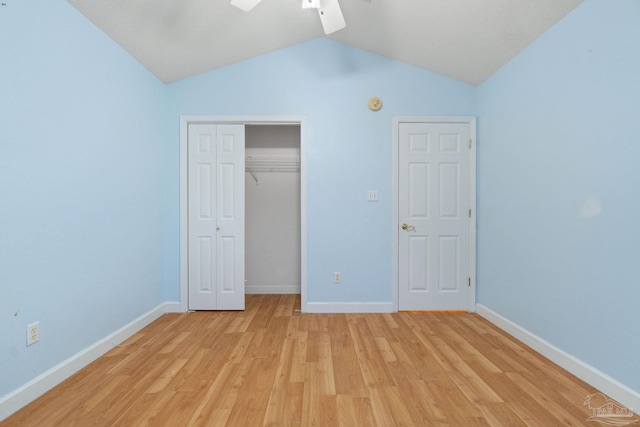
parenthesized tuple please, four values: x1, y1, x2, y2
(245, 154, 300, 172)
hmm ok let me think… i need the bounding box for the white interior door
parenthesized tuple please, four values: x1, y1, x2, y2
(188, 124, 245, 310)
(398, 121, 472, 310)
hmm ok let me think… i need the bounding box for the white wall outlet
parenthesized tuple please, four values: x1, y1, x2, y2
(27, 321, 39, 346)
(334, 272, 341, 283)
(367, 190, 378, 202)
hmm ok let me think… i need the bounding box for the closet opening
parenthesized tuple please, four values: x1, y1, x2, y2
(244, 124, 301, 295)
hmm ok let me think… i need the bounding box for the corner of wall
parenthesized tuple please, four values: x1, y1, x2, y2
(0, 302, 178, 422)
(476, 304, 640, 413)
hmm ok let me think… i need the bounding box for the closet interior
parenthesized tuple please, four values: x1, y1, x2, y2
(244, 125, 301, 294)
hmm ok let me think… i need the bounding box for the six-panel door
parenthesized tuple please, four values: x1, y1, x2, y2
(398, 122, 471, 310)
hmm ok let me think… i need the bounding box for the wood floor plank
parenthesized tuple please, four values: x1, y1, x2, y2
(112, 386, 177, 427)
(505, 371, 591, 427)
(476, 401, 528, 427)
(368, 387, 399, 426)
(186, 362, 241, 425)
(336, 395, 375, 427)
(403, 380, 449, 426)
(4, 295, 633, 427)
(290, 330, 307, 383)
(301, 362, 320, 426)
(316, 333, 336, 395)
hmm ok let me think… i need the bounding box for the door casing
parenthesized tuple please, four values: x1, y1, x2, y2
(180, 116, 308, 312)
(392, 116, 477, 312)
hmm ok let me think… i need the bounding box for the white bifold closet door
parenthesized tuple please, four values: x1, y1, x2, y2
(188, 124, 245, 310)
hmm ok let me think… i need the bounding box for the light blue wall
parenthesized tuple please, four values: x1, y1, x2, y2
(165, 38, 476, 303)
(0, 1, 168, 396)
(477, 0, 640, 392)
(9, 0, 635, 411)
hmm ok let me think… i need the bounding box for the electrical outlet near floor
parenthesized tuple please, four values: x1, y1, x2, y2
(334, 272, 341, 283)
(27, 321, 39, 346)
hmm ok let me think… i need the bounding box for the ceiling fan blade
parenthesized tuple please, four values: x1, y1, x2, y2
(231, 0, 264, 12)
(317, 0, 346, 34)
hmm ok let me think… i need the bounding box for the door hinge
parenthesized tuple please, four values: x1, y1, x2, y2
(468, 208, 471, 218)
(468, 139, 472, 149)
(468, 278, 471, 287)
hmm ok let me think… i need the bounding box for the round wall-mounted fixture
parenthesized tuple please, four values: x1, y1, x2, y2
(368, 97, 382, 111)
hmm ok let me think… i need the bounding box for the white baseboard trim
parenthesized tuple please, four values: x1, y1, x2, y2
(163, 301, 184, 313)
(245, 285, 301, 295)
(0, 301, 177, 422)
(304, 301, 394, 313)
(476, 303, 640, 413)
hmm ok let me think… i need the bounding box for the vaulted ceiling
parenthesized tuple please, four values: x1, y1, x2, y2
(68, 0, 582, 85)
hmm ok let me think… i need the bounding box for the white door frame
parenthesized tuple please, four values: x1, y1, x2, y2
(180, 115, 308, 312)
(392, 116, 477, 312)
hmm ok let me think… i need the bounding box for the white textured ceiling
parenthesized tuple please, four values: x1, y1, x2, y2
(67, 0, 582, 85)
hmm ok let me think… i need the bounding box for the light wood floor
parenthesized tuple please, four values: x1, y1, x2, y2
(3, 295, 621, 426)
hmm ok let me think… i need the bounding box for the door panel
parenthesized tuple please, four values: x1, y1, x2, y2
(398, 122, 471, 310)
(408, 236, 429, 291)
(216, 125, 245, 310)
(438, 236, 459, 291)
(188, 124, 245, 310)
(409, 163, 429, 218)
(220, 236, 236, 291)
(188, 125, 218, 310)
(196, 237, 214, 291)
(439, 163, 459, 218)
